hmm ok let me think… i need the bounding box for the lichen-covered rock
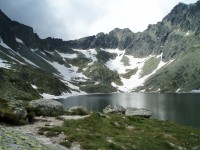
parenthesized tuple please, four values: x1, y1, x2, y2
(0, 127, 48, 150)
(0, 99, 28, 125)
(29, 99, 64, 116)
(103, 105, 126, 114)
(125, 107, 153, 118)
(66, 106, 88, 116)
(103, 105, 153, 118)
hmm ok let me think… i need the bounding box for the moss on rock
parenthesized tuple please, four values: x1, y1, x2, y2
(0, 128, 48, 149)
(0, 98, 28, 125)
(29, 99, 64, 117)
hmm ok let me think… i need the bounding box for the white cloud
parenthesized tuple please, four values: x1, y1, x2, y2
(0, 0, 198, 40)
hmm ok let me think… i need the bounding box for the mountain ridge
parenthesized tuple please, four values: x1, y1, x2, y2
(0, 0, 200, 100)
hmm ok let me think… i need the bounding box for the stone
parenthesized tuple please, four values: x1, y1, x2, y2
(125, 107, 153, 118)
(68, 106, 83, 112)
(193, 146, 200, 150)
(29, 99, 64, 117)
(0, 100, 28, 125)
(103, 105, 126, 114)
(66, 106, 88, 116)
(0, 128, 48, 149)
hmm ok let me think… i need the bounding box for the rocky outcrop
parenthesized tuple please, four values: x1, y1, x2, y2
(0, 99, 28, 125)
(65, 1, 200, 62)
(84, 62, 121, 84)
(29, 99, 64, 116)
(103, 105, 126, 114)
(66, 28, 134, 50)
(103, 105, 153, 118)
(125, 107, 153, 118)
(65, 106, 88, 116)
(0, 10, 19, 50)
(96, 49, 117, 63)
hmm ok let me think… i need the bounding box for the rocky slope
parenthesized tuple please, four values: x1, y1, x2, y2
(0, 1, 200, 99)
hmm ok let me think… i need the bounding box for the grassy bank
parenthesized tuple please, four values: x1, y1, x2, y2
(40, 112, 200, 149)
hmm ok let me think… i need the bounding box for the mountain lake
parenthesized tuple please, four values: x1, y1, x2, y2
(56, 93, 200, 129)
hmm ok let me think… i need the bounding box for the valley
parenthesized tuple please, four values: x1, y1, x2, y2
(1, 1, 200, 149)
(1, 1, 200, 100)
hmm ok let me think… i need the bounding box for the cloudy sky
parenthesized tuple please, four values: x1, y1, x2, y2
(0, 0, 198, 40)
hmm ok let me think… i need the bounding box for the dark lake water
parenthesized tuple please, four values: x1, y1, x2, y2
(56, 93, 200, 129)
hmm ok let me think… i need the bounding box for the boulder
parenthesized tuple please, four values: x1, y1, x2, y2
(65, 106, 88, 116)
(0, 99, 28, 125)
(68, 106, 83, 112)
(125, 107, 153, 118)
(103, 105, 126, 114)
(102, 105, 153, 118)
(29, 99, 64, 116)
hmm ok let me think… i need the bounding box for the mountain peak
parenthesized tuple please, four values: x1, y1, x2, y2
(163, 2, 189, 23)
(0, 9, 11, 22)
(109, 28, 132, 34)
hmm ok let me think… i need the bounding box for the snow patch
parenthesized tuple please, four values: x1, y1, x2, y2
(0, 38, 12, 49)
(15, 38, 24, 44)
(31, 84, 37, 89)
(35, 53, 87, 92)
(105, 49, 126, 73)
(185, 31, 190, 36)
(30, 48, 39, 52)
(104, 49, 148, 74)
(41, 90, 87, 100)
(74, 49, 97, 64)
(191, 89, 200, 93)
(56, 51, 77, 59)
(0, 50, 24, 64)
(0, 59, 10, 69)
(49, 61, 87, 81)
(112, 53, 173, 92)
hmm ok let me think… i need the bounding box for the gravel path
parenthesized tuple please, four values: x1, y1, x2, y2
(0, 115, 88, 150)
(0, 127, 49, 150)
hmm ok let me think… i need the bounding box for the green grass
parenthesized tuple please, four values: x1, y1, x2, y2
(0, 98, 36, 125)
(121, 68, 138, 79)
(121, 55, 130, 66)
(139, 46, 200, 92)
(140, 56, 160, 78)
(0, 65, 70, 100)
(40, 112, 200, 149)
(67, 53, 92, 71)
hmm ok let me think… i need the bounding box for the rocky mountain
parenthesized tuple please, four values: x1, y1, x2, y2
(0, 1, 200, 100)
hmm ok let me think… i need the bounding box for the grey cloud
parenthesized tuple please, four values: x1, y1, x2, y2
(0, 0, 198, 40)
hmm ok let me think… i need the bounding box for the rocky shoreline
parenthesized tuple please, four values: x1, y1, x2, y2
(0, 100, 153, 150)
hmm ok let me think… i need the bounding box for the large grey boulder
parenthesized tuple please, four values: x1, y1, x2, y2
(103, 105, 153, 118)
(125, 107, 153, 118)
(29, 99, 64, 116)
(103, 105, 126, 114)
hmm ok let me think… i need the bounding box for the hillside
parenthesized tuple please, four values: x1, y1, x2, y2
(0, 1, 200, 99)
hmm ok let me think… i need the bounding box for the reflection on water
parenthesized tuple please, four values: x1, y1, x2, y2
(56, 93, 200, 129)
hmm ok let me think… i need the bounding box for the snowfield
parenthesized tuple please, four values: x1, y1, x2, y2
(0, 59, 10, 69)
(40, 48, 174, 93)
(0, 43, 175, 97)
